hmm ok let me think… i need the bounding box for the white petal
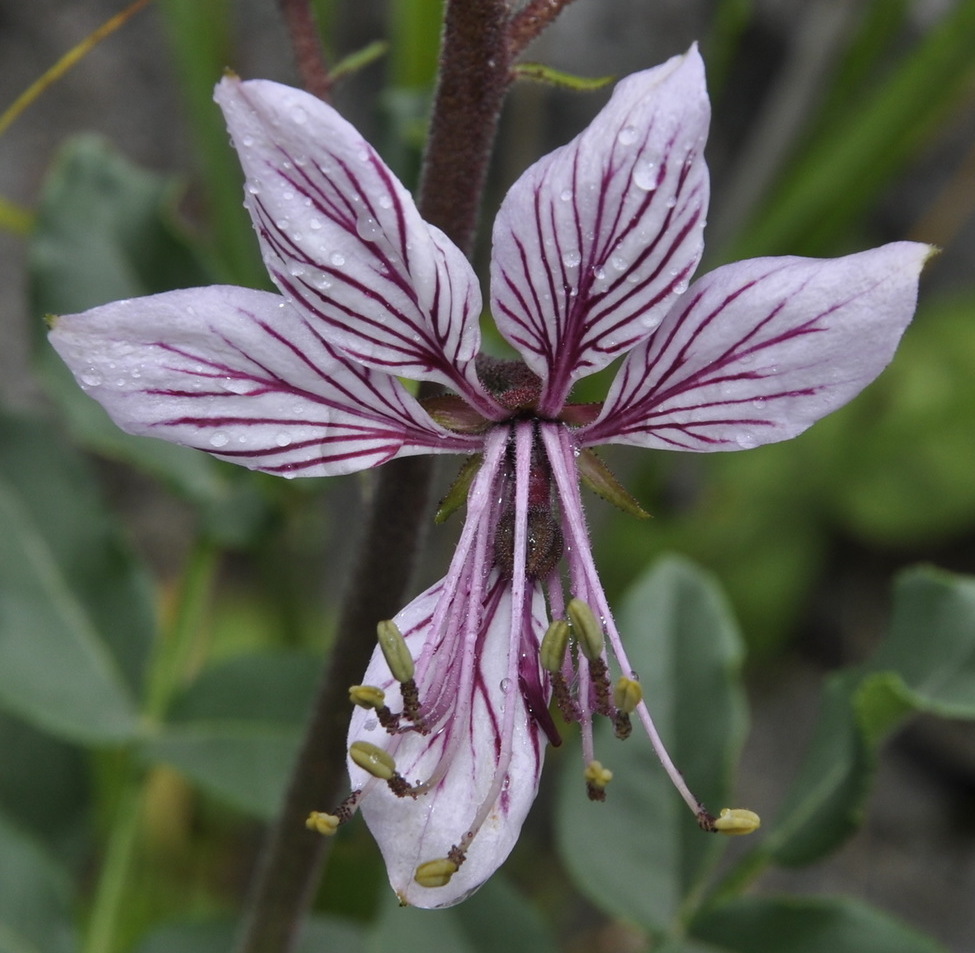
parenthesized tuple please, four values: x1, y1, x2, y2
(581, 242, 933, 452)
(349, 576, 549, 908)
(490, 47, 710, 414)
(48, 286, 476, 476)
(215, 77, 497, 414)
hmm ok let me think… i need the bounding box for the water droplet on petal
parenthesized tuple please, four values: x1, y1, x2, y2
(618, 125, 638, 146)
(291, 106, 307, 124)
(275, 432, 293, 447)
(210, 432, 229, 448)
(355, 214, 381, 241)
(378, 194, 394, 210)
(610, 254, 628, 272)
(330, 252, 345, 267)
(735, 431, 758, 449)
(499, 678, 511, 694)
(562, 249, 582, 268)
(633, 161, 658, 191)
(559, 188, 572, 202)
(81, 370, 103, 387)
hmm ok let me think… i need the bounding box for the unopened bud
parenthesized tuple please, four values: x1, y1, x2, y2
(540, 619, 570, 673)
(376, 619, 414, 682)
(349, 684, 385, 709)
(305, 811, 341, 835)
(349, 741, 397, 781)
(567, 597, 604, 661)
(613, 676, 642, 714)
(414, 857, 458, 888)
(713, 808, 761, 836)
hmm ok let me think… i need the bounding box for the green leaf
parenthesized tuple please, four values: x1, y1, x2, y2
(759, 566, 975, 867)
(691, 895, 948, 953)
(555, 556, 748, 930)
(729, 0, 975, 256)
(140, 722, 301, 818)
(0, 411, 149, 743)
(367, 874, 557, 953)
(0, 812, 77, 953)
(512, 63, 614, 91)
(28, 136, 225, 505)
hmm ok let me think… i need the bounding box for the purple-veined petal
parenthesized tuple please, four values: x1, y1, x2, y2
(215, 77, 500, 417)
(580, 242, 933, 452)
(348, 574, 549, 908)
(48, 285, 478, 477)
(490, 46, 710, 415)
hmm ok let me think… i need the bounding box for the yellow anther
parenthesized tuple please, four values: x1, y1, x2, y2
(348, 684, 386, 709)
(376, 619, 414, 682)
(414, 857, 458, 888)
(584, 759, 613, 790)
(613, 676, 642, 714)
(567, 597, 604, 661)
(540, 619, 571, 673)
(713, 808, 761, 836)
(305, 811, 341, 836)
(349, 741, 397, 781)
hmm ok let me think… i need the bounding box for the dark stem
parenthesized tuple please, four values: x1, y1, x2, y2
(235, 2, 524, 951)
(507, 0, 581, 60)
(417, 0, 513, 256)
(277, 0, 332, 100)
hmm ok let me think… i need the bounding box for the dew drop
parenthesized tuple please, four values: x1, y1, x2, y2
(329, 252, 345, 267)
(308, 218, 322, 230)
(378, 194, 394, 210)
(593, 266, 606, 280)
(633, 161, 658, 191)
(241, 135, 254, 147)
(735, 431, 758, 449)
(275, 432, 293, 447)
(618, 125, 638, 146)
(81, 370, 103, 387)
(355, 214, 381, 241)
(672, 277, 689, 295)
(559, 188, 572, 202)
(561, 249, 582, 268)
(291, 106, 307, 124)
(210, 432, 230, 448)
(499, 677, 511, 694)
(752, 397, 767, 409)
(610, 254, 628, 272)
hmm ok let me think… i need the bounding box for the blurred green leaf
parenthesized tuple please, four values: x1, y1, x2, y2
(761, 566, 975, 867)
(691, 896, 948, 953)
(730, 0, 975, 256)
(140, 723, 301, 818)
(555, 556, 748, 930)
(0, 411, 150, 743)
(367, 874, 556, 953)
(0, 812, 77, 953)
(166, 651, 321, 725)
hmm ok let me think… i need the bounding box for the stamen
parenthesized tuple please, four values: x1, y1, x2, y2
(584, 760, 613, 802)
(348, 684, 385, 709)
(567, 597, 604, 661)
(710, 807, 761, 836)
(348, 741, 397, 781)
(305, 811, 340, 835)
(613, 676, 642, 713)
(552, 671, 581, 722)
(588, 656, 614, 717)
(414, 857, 459, 888)
(540, 618, 570, 672)
(376, 619, 414, 682)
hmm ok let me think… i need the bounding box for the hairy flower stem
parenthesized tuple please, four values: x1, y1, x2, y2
(235, 3, 530, 951)
(277, 0, 332, 101)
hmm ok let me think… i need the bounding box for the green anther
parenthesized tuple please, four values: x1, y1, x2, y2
(540, 619, 570, 673)
(349, 684, 386, 709)
(414, 857, 458, 888)
(567, 597, 604, 661)
(349, 741, 397, 781)
(613, 676, 642, 714)
(376, 619, 414, 682)
(713, 807, 761, 836)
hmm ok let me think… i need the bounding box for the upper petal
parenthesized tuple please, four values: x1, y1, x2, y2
(349, 575, 549, 908)
(215, 77, 499, 416)
(580, 242, 933, 451)
(490, 47, 710, 415)
(48, 285, 477, 476)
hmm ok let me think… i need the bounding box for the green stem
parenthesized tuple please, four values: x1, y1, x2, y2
(83, 537, 219, 953)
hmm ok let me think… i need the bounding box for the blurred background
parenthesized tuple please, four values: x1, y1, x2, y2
(2, 0, 975, 950)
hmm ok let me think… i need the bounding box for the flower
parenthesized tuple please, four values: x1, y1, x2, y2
(49, 46, 931, 908)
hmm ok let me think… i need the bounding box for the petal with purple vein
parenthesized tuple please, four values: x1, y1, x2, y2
(490, 46, 710, 414)
(215, 77, 498, 417)
(49, 286, 476, 477)
(581, 242, 933, 452)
